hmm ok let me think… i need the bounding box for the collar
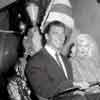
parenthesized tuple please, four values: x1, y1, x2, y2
(45, 45, 57, 60)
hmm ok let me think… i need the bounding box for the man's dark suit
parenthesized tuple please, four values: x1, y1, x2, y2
(25, 49, 99, 100)
(25, 48, 87, 100)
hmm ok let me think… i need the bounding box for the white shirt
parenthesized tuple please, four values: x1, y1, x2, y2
(45, 45, 68, 79)
(45, 45, 57, 62)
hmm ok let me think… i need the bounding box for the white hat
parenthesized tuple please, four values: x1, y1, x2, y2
(44, 0, 74, 31)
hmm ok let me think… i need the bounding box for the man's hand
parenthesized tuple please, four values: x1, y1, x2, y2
(73, 81, 89, 90)
(73, 81, 89, 96)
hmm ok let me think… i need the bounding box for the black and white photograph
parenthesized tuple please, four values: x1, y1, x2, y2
(0, 0, 100, 100)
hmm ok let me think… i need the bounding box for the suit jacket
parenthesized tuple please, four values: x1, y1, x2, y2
(25, 48, 73, 99)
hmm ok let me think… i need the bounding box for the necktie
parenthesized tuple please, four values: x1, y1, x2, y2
(55, 52, 68, 78)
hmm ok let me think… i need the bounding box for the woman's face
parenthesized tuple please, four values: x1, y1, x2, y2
(76, 44, 90, 57)
(23, 27, 42, 56)
(72, 34, 93, 58)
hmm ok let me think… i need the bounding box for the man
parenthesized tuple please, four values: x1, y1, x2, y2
(25, 21, 88, 100)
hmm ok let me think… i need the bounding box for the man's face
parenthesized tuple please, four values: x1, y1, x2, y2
(46, 25, 66, 50)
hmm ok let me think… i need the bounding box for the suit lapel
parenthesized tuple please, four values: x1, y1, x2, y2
(41, 48, 67, 80)
(62, 55, 73, 80)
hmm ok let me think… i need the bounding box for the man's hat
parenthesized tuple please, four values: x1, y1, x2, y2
(42, 0, 74, 32)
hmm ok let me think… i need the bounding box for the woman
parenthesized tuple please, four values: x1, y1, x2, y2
(70, 33, 100, 93)
(7, 26, 42, 100)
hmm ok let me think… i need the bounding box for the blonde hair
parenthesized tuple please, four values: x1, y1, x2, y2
(73, 34, 100, 68)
